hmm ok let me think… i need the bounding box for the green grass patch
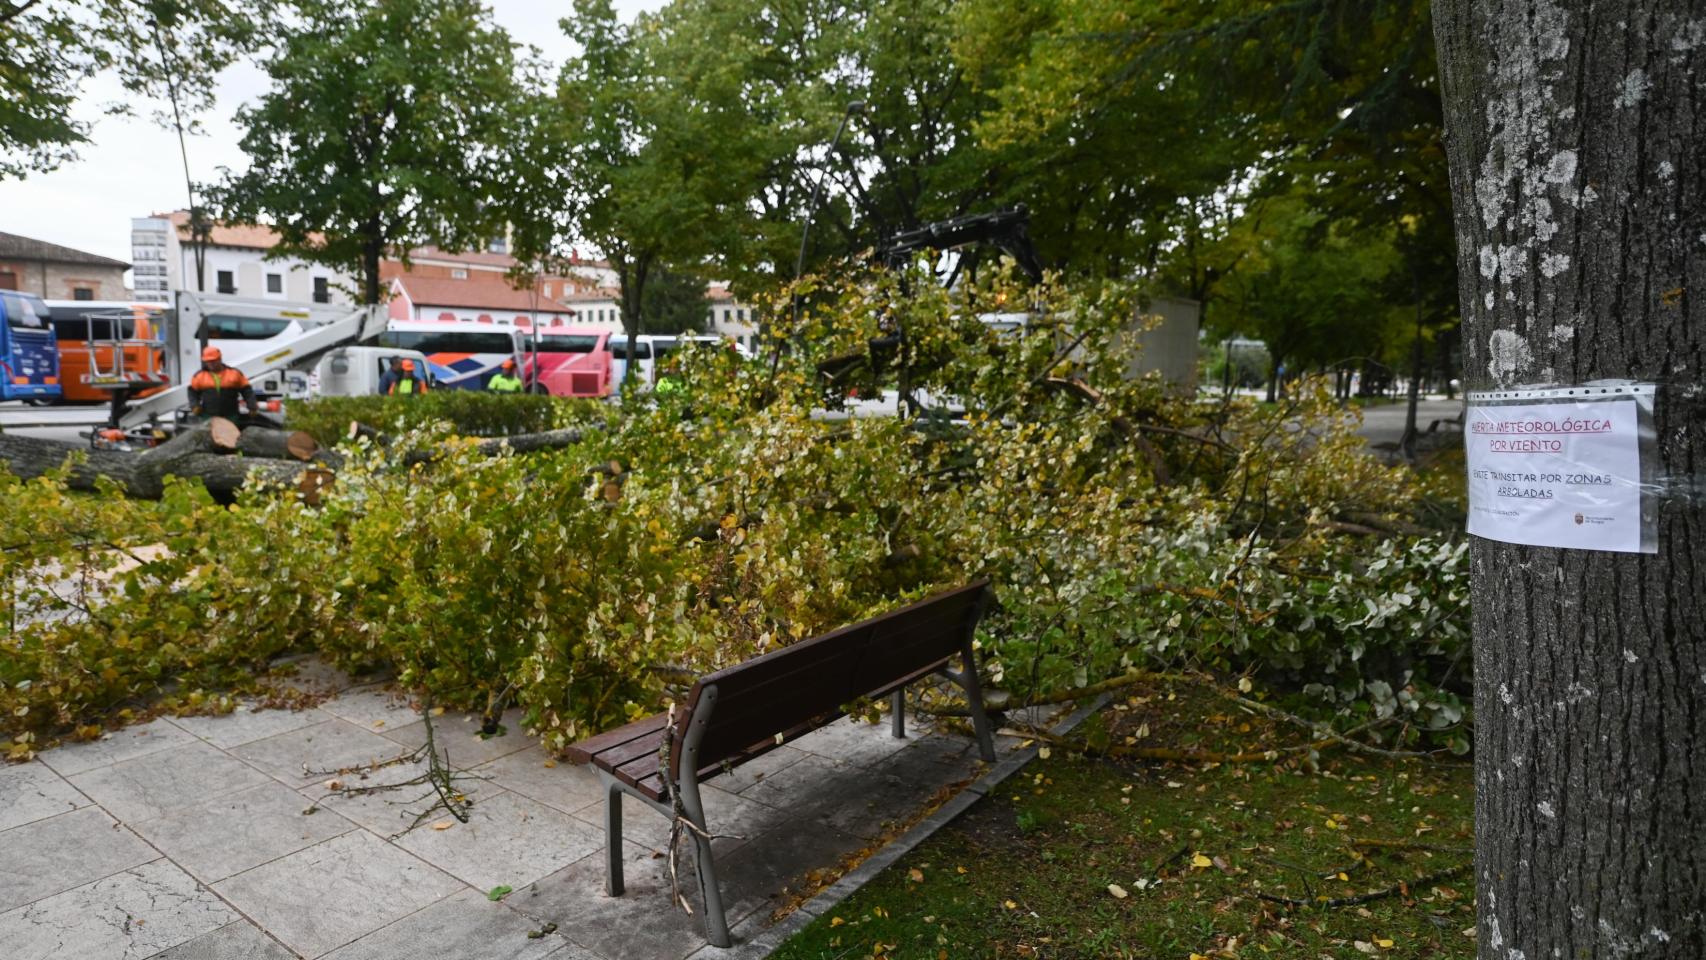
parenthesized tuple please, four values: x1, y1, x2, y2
(772, 687, 1475, 960)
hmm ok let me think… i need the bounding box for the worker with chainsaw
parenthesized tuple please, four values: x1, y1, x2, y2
(188, 347, 255, 420)
(388, 358, 430, 396)
(487, 357, 524, 394)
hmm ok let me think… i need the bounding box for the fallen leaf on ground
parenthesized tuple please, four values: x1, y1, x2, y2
(908, 868, 924, 882)
(1107, 884, 1128, 899)
(432, 820, 453, 831)
(487, 885, 513, 901)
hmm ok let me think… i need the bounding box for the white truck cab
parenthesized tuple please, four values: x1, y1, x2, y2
(305, 346, 434, 397)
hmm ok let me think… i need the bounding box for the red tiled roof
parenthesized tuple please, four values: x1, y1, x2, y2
(405, 246, 614, 273)
(706, 285, 737, 302)
(163, 210, 326, 250)
(393, 276, 574, 313)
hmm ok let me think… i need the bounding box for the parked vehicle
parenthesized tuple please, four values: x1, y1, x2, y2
(0, 291, 62, 403)
(305, 346, 434, 397)
(375, 320, 521, 390)
(45, 300, 169, 403)
(520, 326, 612, 397)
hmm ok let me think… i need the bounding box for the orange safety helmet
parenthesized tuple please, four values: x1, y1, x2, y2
(501, 357, 516, 370)
(399, 359, 415, 372)
(201, 346, 223, 363)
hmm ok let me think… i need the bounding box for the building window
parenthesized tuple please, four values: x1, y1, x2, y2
(451, 268, 468, 279)
(73, 287, 94, 300)
(737, 308, 746, 322)
(313, 277, 330, 303)
(216, 270, 236, 294)
(266, 273, 283, 294)
(543, 283, 553, 298)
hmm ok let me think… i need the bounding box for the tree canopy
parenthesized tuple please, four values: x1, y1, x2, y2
(210, 0, 534, 303)
(0, 0, 267, 179)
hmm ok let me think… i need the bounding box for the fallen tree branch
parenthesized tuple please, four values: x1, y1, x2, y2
(1255, 862, 1470, 909)
(1221, 693, 1432, 759)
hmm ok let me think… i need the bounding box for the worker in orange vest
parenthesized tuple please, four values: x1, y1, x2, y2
(388, 358, 429, 396)
(188, 347, 255, 420)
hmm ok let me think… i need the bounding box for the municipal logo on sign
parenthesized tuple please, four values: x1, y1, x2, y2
(1574, 513, 1584, 525)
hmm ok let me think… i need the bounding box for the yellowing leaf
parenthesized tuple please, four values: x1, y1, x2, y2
(1190, 853, 1213, 868)
(1238, 676, 1254, 693)
(1003, 900, 1018, 910)
(908, 868, 924, 883)
(1038, 746, 1051, 759)
(431, 820, 453, 831)
(1107, 884, 1128, 899)
(829, 916, 845, 928)
(1376, 938, 1395, 948)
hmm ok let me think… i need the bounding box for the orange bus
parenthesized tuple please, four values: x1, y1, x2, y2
(45, 300, 170, 403)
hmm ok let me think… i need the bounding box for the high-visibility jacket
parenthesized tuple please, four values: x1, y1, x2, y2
(389, 376, 427, 396)
(188, 366, 254, 419)
(488, 373, 524, 394)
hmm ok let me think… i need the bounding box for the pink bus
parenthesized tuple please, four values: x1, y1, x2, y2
(520, 326, 613, 398)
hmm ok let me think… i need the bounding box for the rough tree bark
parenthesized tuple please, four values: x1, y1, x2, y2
(1433, 3, 1705, 958)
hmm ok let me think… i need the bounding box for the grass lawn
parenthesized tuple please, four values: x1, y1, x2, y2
(771, 685, 1475, 960)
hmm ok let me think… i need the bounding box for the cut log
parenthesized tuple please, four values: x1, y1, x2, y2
(0, 433, 329, 502)
(236, 427, 322, 462)
(208, 417, 242, 452)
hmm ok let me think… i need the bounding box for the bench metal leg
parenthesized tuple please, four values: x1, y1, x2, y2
(958, 640, 996, 762)
(599, 772, 625, 896)
(890, 689, 905, 739)
(677, 784, 730, 947)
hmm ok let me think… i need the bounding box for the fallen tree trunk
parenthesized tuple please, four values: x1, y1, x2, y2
(236, 427, 322, 463)
(0, 432, 324, 501)
(2, 424, 585, 500)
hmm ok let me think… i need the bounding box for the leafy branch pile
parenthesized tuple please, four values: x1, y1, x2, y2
(286, 392, 603, 440)
(1, 267, 1467, 760)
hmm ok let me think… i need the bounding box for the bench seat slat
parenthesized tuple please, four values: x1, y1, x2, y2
(563, 712, 669, 766)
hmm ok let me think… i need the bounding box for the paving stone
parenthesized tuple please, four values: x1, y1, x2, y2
(34, 718, 197, 777)
(711, 817, 872, 928)
(300, 756, 502, 837)
(67, 740, 272, 824)
(801, 752, 967, 842)
(169, 703, 334, 749)
(787, 716, 917, 769)
(151, 920, 300, 960)
(262, 654, 363, 696)
(0, 807, 157, 912)
(393, 790, 606, 892)
(0, 858, 237, 960)
(317, 685, 425, 734)
(212, 830, 463, 959)
(0, 760, 90, 832)
(736, 754, 864, 812)
(470, 746, 606, 814)
(511, 841, 733, 960)
(130, 780, 357, 883)
(234, 718, 413, 788)
(379, 709, 532, 767)
(319, 888, 573, 960)
(708, 746, 808, 795)
(568, 783, 785, 856)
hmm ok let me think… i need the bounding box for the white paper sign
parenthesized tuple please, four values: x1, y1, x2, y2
(1465, 391, 1650, 552)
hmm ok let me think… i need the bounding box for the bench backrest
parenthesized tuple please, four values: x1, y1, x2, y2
(670, 580, 988, 781)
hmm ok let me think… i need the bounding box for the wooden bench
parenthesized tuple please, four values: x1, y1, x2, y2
(564, 580, 997, 947)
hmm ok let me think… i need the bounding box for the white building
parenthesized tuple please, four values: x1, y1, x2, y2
(704, 285, 760, 350)
(131, 212, 355, 306)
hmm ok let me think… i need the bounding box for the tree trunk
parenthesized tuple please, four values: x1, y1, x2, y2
(236, 427, 322, 462)
(1433, 3, 1705, 958)
(0, 433, 324, 501)
(1265, 355, 1280, 403)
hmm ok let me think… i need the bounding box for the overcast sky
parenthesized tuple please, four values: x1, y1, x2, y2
(0, 0, 663, 268)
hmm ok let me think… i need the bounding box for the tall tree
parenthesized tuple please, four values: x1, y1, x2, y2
(0, 0, 266, 178)
(516, 0, 733, 379)
(1433, 3, 1704, 958)
(212, 0, 529, 303)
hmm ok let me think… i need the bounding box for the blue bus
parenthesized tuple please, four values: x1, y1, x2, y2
(0, 291, 63, 403)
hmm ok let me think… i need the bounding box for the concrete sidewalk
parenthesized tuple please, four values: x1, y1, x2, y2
(0, 661, 1005, 960)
